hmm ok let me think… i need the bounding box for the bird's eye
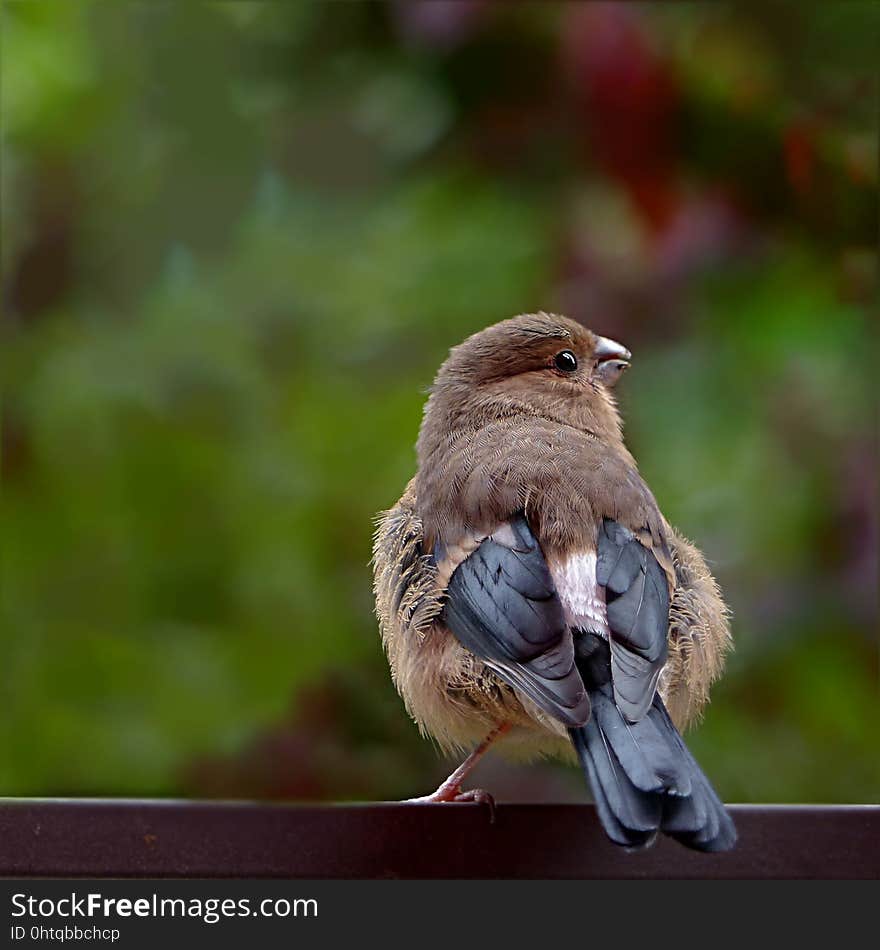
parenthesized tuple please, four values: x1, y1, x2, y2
(554, 350, 578, 373)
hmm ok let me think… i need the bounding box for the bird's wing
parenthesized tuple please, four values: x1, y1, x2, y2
(440, 514, 591, 728)
(596, 518, 670, 723)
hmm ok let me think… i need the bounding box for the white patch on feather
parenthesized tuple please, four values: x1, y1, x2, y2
(550, 551, 610, 638)
(489, 522, 518, 548)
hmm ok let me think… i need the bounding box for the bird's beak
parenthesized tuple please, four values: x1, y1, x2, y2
(593, 335, 631, 388)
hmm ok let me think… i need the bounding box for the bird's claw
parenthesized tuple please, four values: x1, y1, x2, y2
(450, 786, 497, 822)
(403, 785, 497, 823)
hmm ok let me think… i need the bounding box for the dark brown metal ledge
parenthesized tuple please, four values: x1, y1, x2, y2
(0, 800, 877, 879)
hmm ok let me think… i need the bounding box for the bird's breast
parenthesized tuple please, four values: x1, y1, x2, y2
(550, 551, 610, 638)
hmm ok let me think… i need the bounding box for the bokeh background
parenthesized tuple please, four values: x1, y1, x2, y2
(2, 1, 877, 804)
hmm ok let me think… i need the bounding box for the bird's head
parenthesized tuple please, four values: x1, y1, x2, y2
(420, 312, 632, 444)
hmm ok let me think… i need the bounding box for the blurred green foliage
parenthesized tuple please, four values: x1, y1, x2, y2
(1, 2, 877, 803)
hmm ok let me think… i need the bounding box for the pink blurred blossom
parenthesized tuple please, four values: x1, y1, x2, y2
(390, 0, 490, 51)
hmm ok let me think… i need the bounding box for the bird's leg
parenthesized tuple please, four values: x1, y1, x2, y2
(404, 722, 511, 816)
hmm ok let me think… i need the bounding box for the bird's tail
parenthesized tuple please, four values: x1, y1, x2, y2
(570, 685, 737, 852)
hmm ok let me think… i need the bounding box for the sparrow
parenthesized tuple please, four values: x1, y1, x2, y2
(373, 312, 736, 851)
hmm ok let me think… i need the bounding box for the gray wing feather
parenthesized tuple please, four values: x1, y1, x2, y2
(442, 515, 590, 728)
(597, 518, 670, 723)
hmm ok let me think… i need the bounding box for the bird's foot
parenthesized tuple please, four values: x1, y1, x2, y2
(403, 784, 497, 821)
(402, 723, 508, 823)
(405, 784, 493, 805)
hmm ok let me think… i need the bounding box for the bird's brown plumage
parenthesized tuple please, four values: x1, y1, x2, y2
(373, 311, 731, 765)
(415, 313, 670, 564)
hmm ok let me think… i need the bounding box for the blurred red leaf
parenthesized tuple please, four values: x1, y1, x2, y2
(783, 119, 819, 194)
(563, 4, 680, 230)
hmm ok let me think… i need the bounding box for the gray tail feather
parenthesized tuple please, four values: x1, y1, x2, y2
(570, 688, 737, 852)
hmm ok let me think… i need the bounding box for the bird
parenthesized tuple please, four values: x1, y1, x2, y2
(372, 312, 736, 851)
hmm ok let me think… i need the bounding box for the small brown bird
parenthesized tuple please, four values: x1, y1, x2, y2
(373, 313, 735, 851)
